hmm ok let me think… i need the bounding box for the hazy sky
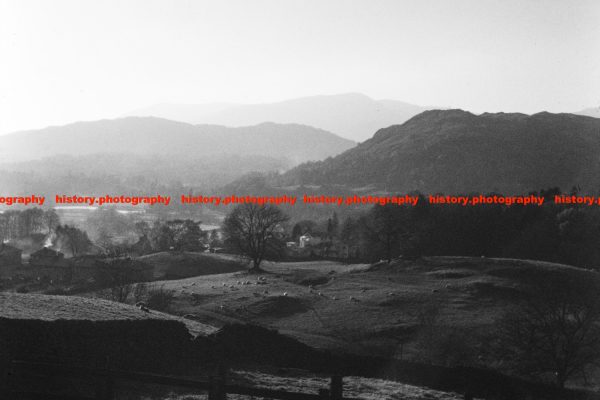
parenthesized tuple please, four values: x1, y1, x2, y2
(1, 0, 599, 134)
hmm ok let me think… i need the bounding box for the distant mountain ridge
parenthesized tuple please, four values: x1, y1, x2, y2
(577, 106, 600, 119)
(0, 117, 355, 165)
(126, 93, 433, 142)
(274, 110, 600, 194)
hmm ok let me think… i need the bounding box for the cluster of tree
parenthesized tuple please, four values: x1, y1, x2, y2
(291, 212, 340, 241)
(221, 188, 600, 270)
(0, 208, 60, 241)
(288, 189, 600, 270)
(84, 208, 137, 248)
(134, 219, 206, 253)
(54, 225, 93, 256)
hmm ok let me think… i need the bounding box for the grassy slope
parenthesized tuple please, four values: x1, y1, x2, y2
(155, 256, 599, 357)
(137, 251, 246, 280)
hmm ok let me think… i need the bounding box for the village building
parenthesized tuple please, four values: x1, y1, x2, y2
(29, 247, 69, 267)
(0, 243, 22, 267)
(299, 233, 322, 248)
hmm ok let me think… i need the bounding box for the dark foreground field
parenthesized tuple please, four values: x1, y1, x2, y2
(5, 256, 600, 399)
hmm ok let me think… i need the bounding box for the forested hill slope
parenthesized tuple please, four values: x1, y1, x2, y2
(276, 110, 600, 194)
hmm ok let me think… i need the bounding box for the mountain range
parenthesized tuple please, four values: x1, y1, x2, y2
(0, 117, 355, 165)
(126, 93, 432, 142)
(577, 107, 600, 119)
(272, 110, 600, 194)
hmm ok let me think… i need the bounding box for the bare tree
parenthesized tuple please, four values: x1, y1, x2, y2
(223, 203, 289, 272)
(496, 273, 600, 388)
(95, 258, 139, 303)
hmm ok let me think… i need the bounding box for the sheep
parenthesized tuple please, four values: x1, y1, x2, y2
(283, 292, 288, 297)
(135, 302, 147, 308)
(318, 292, 323, 297)
(332, 296, 337, 300)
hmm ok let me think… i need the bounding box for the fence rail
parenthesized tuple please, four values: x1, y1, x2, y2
(7, 360, 354, 400)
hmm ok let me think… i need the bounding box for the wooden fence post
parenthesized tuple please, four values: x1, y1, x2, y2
(330, 376, 343, 400)
(95, 376, 115, 400)
(208, 376, 216, 400)
(208, 375, 226, 400)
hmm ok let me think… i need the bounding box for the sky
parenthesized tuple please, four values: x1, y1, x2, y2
(0, 0, 599, 135)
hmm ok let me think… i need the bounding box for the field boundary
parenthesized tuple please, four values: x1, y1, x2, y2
(7, 360, 356, 400)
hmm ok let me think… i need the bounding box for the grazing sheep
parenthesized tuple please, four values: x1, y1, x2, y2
(140, 305, 149, 312)
(318, 292, 323, 296)
(135, 302, 147, 308)
(283, 292, 288, 297)
(388, 292, 395, 296)
(332, 296, 337, 300)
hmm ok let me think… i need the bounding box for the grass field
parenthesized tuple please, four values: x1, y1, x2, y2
(149, 256, 599, 361)
(138, 251, 246, 280)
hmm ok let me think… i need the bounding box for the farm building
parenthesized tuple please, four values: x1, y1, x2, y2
(298, 233, 322, 248)
(130, 235, 154, 256)
(0, 243, 22, 267)
(29, 247, 67, 267)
